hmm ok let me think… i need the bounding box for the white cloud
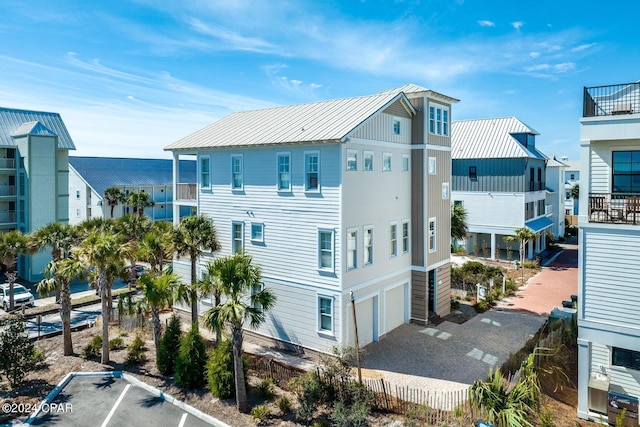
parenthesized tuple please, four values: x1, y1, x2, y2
(529, 52, 540, 59)
(511, 21, 525, 30)
(572, 43, 596, 52)
(554, 62, 575, 73)
(477, 20, 495, 27)
(524, 64, 550, 72)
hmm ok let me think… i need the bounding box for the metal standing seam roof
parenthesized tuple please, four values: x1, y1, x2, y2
(378, 83, 460, 103)
(0, 107, 76, 150)
(451, 116, 546, 160)
(164, 92, 414, 151)
(69, 157, 197, 198)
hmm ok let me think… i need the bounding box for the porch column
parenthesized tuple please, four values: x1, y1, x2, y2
(527, 240, 534, 259)
(577, 338, 591, 419)
(172, 153, 180, 226)
(490, 233, 496, 260)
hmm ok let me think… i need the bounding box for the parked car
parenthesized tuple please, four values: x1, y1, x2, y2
(125, 264, 148, 282)
(1, 283, 35, 311)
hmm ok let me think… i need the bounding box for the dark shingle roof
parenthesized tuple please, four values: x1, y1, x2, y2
(0, 107, 76, 149)
(69, 157, 196, 198)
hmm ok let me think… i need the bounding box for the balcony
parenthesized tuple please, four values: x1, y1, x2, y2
(0, 158, 15, 169)
(175, 183, 197, 201)
(584, 82, 640, 117)
(0, 186, 16, 197)
(0, 211, 16, 224)
(589, 193, 640, 224)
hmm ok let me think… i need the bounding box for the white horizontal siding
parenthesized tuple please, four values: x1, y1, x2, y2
(592, 342, 640, 399)
(451, 191, 524, 231)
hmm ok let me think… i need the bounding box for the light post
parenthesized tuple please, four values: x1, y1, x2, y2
(350, 290, 362, 385)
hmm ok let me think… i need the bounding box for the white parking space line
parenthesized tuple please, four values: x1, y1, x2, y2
(101, 383, 131, 427)
(178, 413, 188, 427)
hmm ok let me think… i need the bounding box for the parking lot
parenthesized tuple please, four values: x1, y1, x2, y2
(26, 373, 224, 426)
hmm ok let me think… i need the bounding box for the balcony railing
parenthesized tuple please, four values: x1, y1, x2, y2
(589, 193, 640, 224)
(0, 211, 16, 224)
(0, 186, 16, 197)
(584, 82, 640, 117)
(176, 183, 197, 201)
(0, 159, 15, 169)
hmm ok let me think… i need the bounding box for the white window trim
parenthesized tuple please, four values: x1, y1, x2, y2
(428, 157, 437, 175)
(383, 152, 392, 172)
(402, 219, 410, 254)
(251, 282, 264, 311)
(251, 222, 264, 243)
(231, 154, 243, 191)
(363, 151, 374, 172)
(442, 182, 450, 200)
(389, 221, 398, 258)
(393, 117, 401, 135)
(232, 221, 244, 253)
(402, 154, 410, 172)
(318, 228, 335, 271)
(346, 227, 357, 271)
(305, 150, 321, 193)
(428, 217, 436, 253)
(346, 149, 358, 171)
(428, 103, 450, 136)
(317, 294, 334, 335)
(277, 152, 292, 192)
(364, 225, 374, 266)
(199, 155, 211, 189)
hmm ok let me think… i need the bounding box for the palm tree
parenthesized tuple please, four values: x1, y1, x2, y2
(75, 231, 128, 364)
(571, 183, 579, 201)
(202, 253, 276, 412)
(37, 257, 85, 355)
(104, 187, 125, 218)
(138, 272, 179, 358)
(0, 230, 28, 311)
(199, 261, 224, 345)
(127, 191, 155, 217)
(173, 215, 221, 325)
(451, 203, 469, 243)
(505, 227, 537, 283)
(139, 221, 174, 274)
(116, 214, 152, 286)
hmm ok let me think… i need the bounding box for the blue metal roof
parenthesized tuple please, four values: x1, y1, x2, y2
(69, 157, 196, 198)
(525, 216, 554, 233)
(0, 107, 76, 149)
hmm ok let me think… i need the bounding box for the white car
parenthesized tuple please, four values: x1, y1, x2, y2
(1, 283, 35, 311)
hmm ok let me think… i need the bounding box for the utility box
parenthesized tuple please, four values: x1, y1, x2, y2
(608, 391, 638, 427)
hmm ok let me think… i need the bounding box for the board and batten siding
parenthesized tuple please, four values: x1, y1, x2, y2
(426, 148, 451, 268)
(197, 144, 342, 289)
(452, 158, 526, 193)
(351, 111, 412, 145)
(435, 263, 451, 318)
(583, 228, 640, 329)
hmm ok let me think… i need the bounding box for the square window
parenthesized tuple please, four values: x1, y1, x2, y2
(363, 151, 374, 171)
(277, 153, 291, 191)
(393, 118, 401, 135)
(402, 154, 410, 172)
(346, 150, 358, 171)
(390, 223, 397, 257)
(200, 156, 211, 188)
(305, 152, 320, 192)
(383, 153, 392, 172)
(251, 282, 264, 311)
(251, 223, 264, 242)
(231, 155, 243, 190)
(428, 157, 436, 175)
(232, 222, 243, 253)
(347, 229, 357, 270)
(364, 227, 373, 265)
(319, 230, 334, 270)
(318, 296, 333, 332)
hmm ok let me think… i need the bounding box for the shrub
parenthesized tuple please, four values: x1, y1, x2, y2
(293, 372, 325, 423)
(109, 337, 125, 350)
(206, 338, 235, 398)
(157, 314, 182, 375)
(539, 406, 555, 427)
(474, 299, 490, 313)
(276, 395, 291, 414)
(523, 259, 539, 269)
(126, 335, 146, 365)
(450, 299, 460, 310)
(250, 404, 271, 423)
(0, 316, 36, 387)
(82, 335, 103, 359)
(31, 347, 46, 364)
(256, 377, 275, 400)
(175, 325, 207, 389)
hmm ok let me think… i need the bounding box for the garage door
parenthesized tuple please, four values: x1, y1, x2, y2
(385, 284, 406, 333)
(355, 297, 377, 347)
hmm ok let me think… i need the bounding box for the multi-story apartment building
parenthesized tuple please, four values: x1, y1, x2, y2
(545, 156, 567, 239)
(68, 156, 196, 224)
(562, 156, 580, 216)
(0, 107, 75, 281)
(165, 84, 458, 353)
(451, 117, 552, 260)
(578, 81, 640, 421)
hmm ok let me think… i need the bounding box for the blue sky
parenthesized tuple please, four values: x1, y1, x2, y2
(1, 0, 639, 161)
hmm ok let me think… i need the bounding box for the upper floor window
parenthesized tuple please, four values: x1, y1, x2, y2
(346, 150, 358, 171)
(347, 229, 357, 270)
(570, 173, 575, 180)
(429, 104, 449, 136)
(390, 223, 398, 257)
(277, 153, 291, 191)
(442, 182, 449, 200)
(251, 223, 264, 243)
(402, 154, 410, 172)
(383, 153, 392, 172)
(428, 157, 436, 175)
(363, 151, 374, 171)
(469, 166, 477, 180)
(200, 156, 211, 188)
(612, 347, 640, 370)
(305, 151, 320, 192)
(393, 118, 401, 135)
(428, 218, 436, 252)
(364, 226, 373, 265)
(76, 190, 80, 199)
(251, 282, 264, 311)
(232, 222, 244, 253)
(612, 151, 640, 193)
(318, 295, 333, 332)
(402, 220, 410, 253)
(231, 155, 243, 190)
(318, 229, 334, 270)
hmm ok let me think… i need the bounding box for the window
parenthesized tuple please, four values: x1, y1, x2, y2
(383, 153, 392, 172)
(231, 155, 243, 190)
(305, 152, 320, 191)
(347, 229, 357, 270)
(402, 154, 410, 172)
(469, 166, 477, 180)
(393, 118, 401, 135)
(428, 218, 436, 252)
(251, 282, 264, 311)
(389, 223, 397, 257)
(428, 157, 436, 175)
(429, 104, 450, 136)
(402, 221, 409, 253)
(232, 222, 243, 253)
(570, 173, 575, 180)
(76, 190, 80, 199)
(364, 226, 373, 265)
(363, 151, 374, 171)
(612, 347, 640, 370)
(76, 208, 81, 218)
(318, 296, 333, 332)
(277, 153, 291, 191)
(346, 150, 358, 171)
(612, 151, 640, 193)
(442, 182, 449, 199)
(251, 223, 264, 242)
(200, 156, 211, 188)
(318, 230, 334, 270)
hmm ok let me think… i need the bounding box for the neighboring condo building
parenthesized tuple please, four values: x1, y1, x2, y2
(577, 81, 640, 421)
(0, 107, 75, 281)
(165, 84, 458, 354)
(562, 156, 580, 216)
(68, 156, 196, 224)
(545, 156, 567, 239)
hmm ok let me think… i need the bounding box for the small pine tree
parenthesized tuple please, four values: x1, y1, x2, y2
(157, 314, 182, 375)
(0, 316, 36, 387)
(206, 338, 235, 398)
(175, 324, 207, 389)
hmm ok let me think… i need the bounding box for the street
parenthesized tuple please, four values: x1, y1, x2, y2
(25, 302, 102, 339)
